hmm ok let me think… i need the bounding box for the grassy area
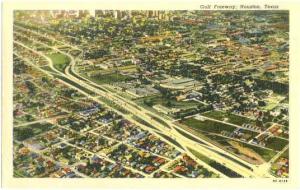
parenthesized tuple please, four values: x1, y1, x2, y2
(40, 65, 60, 74)
(181, 117, 236, 134)
(282, 148, 289, 158)
(205, 133, 277, 162)
(88, 73, 134, 84)
(174, 128, 207, 145)
(238, 141, 277, 162)
(47, 53, 70, 72)
(265, 137, 288, 151)
(137, 95, 203, 110)
(14, 122, 55, 141)
(157, 132, 184, 150)
(261, 94, 285, 111)
(116, 64, 137, 72)
(14, 170, 26, 177)
(188, 148, 242, 178)
(98, 96, 130, 115)
(54, 74, 96, 95)
(132, 115, 158, 130)
(205, 134, 234, 147)
(137, 95, 206, 119)
(147, 113, 170, 129)
(36, 45, 52, 52)
(202, 111, 255, 126)
(14, 114, 36, 125)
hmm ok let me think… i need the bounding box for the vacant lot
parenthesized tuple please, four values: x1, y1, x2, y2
(261, 93, 285, 111)
(138, 95, 203, 110)
(202, 110, 255, 126)
(88, 73, 134, 84)
(238, 141, 277, 162)
(14, 122, 55, 141)
(265, 137, 288, 151)
(181, 117, 236, 134)
(228, 141, 265, 164)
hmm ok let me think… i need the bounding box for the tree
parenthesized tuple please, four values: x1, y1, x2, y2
(112, 120, 120, 132)
(258, 100, 266, 107)
(166, 101, 172, 107)
(144, 99, 154, 107)
(41, 76, 49, 83)
(15, 127, 34, 141)
(25, 114, 34, 122)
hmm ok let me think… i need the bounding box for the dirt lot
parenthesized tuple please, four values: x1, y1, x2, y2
(228, 140, 265, 165)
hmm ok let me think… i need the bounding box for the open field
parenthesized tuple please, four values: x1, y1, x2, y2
(265, 137, 288, 151)
(14, 122, 55, 141)
(228, 141, 265, 164)
(181, 117, 237, 134)
(207, 134, 277, 163)
(84, 72, 134, 84)
(202, 111, 255, 126)
(136, 95, 204, 111)
(236, 141, 277, 162)
(47, 53, 70, 72)
(261, 93, 286, 111)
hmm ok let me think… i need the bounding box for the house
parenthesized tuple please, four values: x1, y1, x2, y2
(144, 166, 156, 173)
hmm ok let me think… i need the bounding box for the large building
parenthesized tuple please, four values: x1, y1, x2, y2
(160, 77, 201, 91)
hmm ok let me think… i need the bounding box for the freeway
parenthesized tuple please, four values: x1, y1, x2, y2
(14, 44, 151, 177)
(14, 26, 273, 178)
(65, 46, 265, 178)
(67, 57, 268, 177)
(14, 38, 228, 178)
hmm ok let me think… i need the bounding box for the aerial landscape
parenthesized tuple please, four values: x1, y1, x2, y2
(13, 10, 289, 178)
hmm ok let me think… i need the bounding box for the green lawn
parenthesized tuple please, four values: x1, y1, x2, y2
(97, 96, 130, 114)
(88, 73, 134, 84)
(238, 142, 277, 162)
(282, 148, 289, 158)
(14, 122, 55, 141)
(138, 95, 203, 110)
(40, 65, 59, 74)
(207, 134, 277, 162)
(146, 113, 170, 128)
(181, 117, 236, 134)
(205, 134, 233, 146)
(47, 53, 70, 72)
(265, 137, 288, 151)
(14, 170, 26, 177)
(202, 111, 255, 126)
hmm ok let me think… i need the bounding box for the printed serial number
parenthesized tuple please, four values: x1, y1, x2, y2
(273, 179, 288, 183)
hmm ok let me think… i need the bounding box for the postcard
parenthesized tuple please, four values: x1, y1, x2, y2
(1, 0, 300, 189)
